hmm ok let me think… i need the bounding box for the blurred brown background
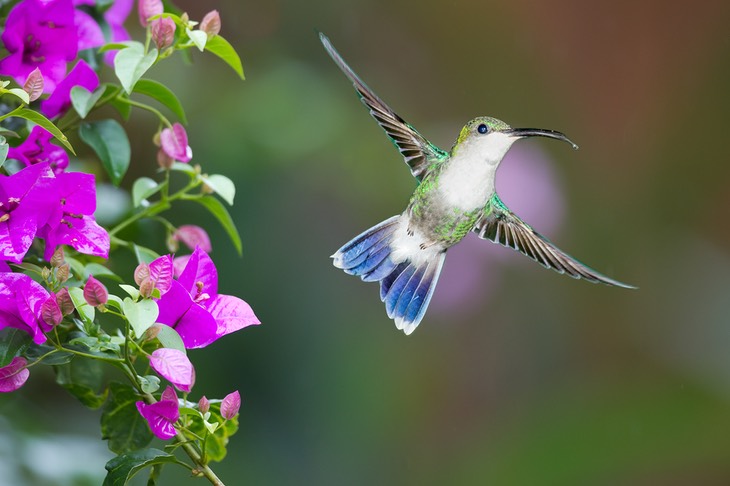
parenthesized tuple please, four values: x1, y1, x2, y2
(3, 0, 730, 484)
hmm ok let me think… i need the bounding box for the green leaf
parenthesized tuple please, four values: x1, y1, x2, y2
(103, 448, 182, 486)
(187, 405, 239, 462)
(0, 328, 32, 367)
(113, 42, 158, 94)
(55, 356, 108, 409)
(25, 344, 74, 365)
(99, 41, 136, 53)
(79, 119, 130, 186)
(64, 256, 86, 279)
(108, 96, 132, 120)
(186, 28, 207, 51)
(138, 375, 160, 394)
(132, 79, 187, 123)
(122, 298, 159, 338)
(7, 87, 29, 104)
(84, 263, 120, 281)
(131, 177, 162, 207)
(118, 284, 140, 300)
(196, 195, 242, 255)
(169, 161, 196, 175)
(70, 85, 105, 119)
(132, 244, 160, 264)
(205, 35, 245, 80)
(0, 134, 9, 168)
(12, 107, 75, 153)
(68, 287, 95, 324)
(151, 324, 186, 354)
(101, 382, 153, 454)
(201, 174, 235, 205)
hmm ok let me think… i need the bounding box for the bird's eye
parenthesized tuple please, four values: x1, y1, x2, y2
(477, 124, 488, 134)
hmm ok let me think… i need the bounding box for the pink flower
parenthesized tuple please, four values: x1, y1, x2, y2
(7, 126, 69, 174)
(199, 10, 221, 38)
(0, 272, 53, 344)
(149, 348, 195, 393)
(220, 390, 240, 420)
(0, 357, 30, 392)
(154, 247, 260, 349)
(151, 17, 175, 50)
(41, 60, 99, 118)
(136, 386, 179, 440)
(0, 0, 79, 93)
(137, 0, 163, 27)
(23, 68, 44, 102)
(74, 0, 133, 64)
(159, 123, 192, 163)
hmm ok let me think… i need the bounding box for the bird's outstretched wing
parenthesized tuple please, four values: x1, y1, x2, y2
(473, 194, 636, 288)
(319, 33, 448, 181)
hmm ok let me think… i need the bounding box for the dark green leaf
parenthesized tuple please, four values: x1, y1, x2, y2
(12, 107, 75, 153)
(0, 328, 32, 367)
(113, 42, 158, 94)
(71, 85, 105, 118)
(0, 134, 8, 168)
(205, 35, 245, 80)
(103, 448, 182, 486)
(55, 356, 108, 409)
(101, 382, 153, 453)
(79, 120, 130, 186)
(133, 79, 187, 123)
(84, 263, 120, 281)
(108, 96, 132, 120)
(196, 195, 242, 255)
(25, 344, 75, 365)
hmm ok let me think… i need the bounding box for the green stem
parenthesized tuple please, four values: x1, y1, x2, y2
(116, 97, 172, 128)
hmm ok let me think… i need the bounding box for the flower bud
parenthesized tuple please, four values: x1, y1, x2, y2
(56, 263, 70, 283)
(198, 395, 210, 414)
(83, 275, 108, 307)
(220, 390, 241, 420)
(50, 246, 65, 268)
(134, 262, 150, 286)
(157, 148, 174, 169)
(151, 17, 176, 50)
(173, 225, 212, 253)
(41, 295, 63, 327)
(56, 288, 74, 316)
(23, 68, 44, 102)
(159, 123, 192, 163)
(138, 0, 163, 27)
(199, 10, 221, 38)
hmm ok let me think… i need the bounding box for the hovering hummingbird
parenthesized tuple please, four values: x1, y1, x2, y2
(321, 33, 635, 335)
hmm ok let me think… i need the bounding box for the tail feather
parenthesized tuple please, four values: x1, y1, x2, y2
(333, 216, 446, 335)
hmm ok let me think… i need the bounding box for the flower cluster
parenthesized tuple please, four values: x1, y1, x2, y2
(0, 0, 253, 482)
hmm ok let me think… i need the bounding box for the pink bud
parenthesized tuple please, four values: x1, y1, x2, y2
(23, 68, 44, 102)
(198, 395, 210, 414)
(138, 0, 163, 27)
(157, 148, 174, 169)
(56, 288, 74, 316)
(41, 295, 63, 327)
(220, 390, 241, 420)
(134, 262, 150, 286)
(173, 225, 212, 253)
(199, 10, 221, 38)
(160, 123, 192, 163)
(83, 275, 108, 307)
(151, 17, 176, 50)
(56, 263, 70, 284)
(50, 246, 65, 268)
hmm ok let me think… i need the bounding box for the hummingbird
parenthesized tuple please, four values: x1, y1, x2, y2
(321, 33, 635, 335)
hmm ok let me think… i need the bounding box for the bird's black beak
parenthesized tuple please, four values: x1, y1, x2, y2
(507, 128, 579, 150)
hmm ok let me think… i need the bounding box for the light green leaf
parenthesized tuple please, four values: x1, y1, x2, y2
(205, 35, 244, 79)
(113, 42, 158, 94)
(202, 174, 235, 205)
(131, 177, 161, 207)
(196, 195, 242, 255)
(122, 298, 159, 338)
(138, 375, 160, 394)
(132, 244, 160, 264)
(7, 88, 29, 104)
(101, 382, 153, 454)
(71, 85, 105, 119)
(68, 287, 95, 324)
(118, 284, 140, 300)
(186, 28, 207, 51)
(133, 78, 187, 123)
(151, 324, 186, 354)
(12, 107, 75, 153)
(0, 135, 8, 168)
(169, 161, 196, 175)
(103, 448, 182, 486)
(99, 41, 136, 53)
(79, 120, 130, 186)
(105, 294, 124, 312)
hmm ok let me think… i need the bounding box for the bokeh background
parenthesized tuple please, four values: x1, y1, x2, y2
(2, 0, 730, 484)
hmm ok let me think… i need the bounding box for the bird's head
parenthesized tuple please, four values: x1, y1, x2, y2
(452, 116, 578, 163)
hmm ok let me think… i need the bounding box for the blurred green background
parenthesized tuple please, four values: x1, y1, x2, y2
(3, 0, 730, 484)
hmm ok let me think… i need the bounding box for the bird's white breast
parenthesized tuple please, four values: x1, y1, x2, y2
(438, 132, 516, 211)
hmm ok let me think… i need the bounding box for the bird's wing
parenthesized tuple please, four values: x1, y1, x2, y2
(320, 33, 448, 181)
(473, 194, 636, 288)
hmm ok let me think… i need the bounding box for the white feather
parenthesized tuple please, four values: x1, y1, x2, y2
(389, 215, 443, 267)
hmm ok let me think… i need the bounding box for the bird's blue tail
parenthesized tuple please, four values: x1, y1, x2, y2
(332, 216, 445, 335)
